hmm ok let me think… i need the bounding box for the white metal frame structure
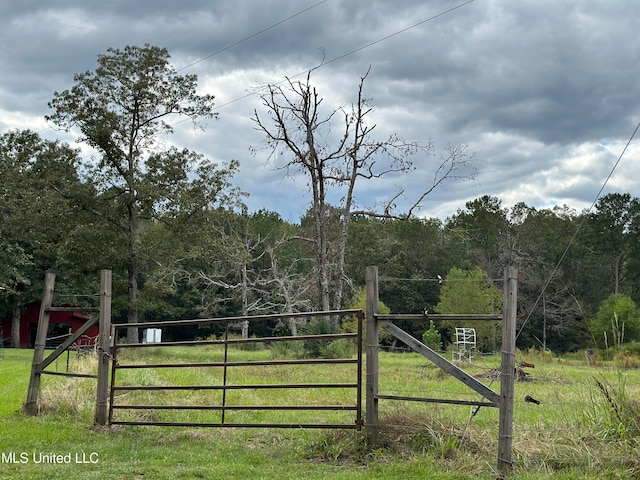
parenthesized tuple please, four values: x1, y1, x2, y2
(453, 327, 476, 363)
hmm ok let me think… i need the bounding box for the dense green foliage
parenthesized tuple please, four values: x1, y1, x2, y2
(421, 320, 443, 352)
(2, 131, 639, 355)
(436, 267, 502, 351)
(591, 294, 640, 349)
(2, 45, 640, 354)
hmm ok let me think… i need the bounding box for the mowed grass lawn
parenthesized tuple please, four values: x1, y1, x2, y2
(1, 345, 639, 479)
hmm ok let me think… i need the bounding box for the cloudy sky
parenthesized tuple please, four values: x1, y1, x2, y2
(1, 0, 638, 222)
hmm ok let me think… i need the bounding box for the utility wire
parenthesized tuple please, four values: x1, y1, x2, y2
(303, 0, 476, 72)
(176, 0, 328, 72)
(516, 120, 640, 341)
(36, 1, 328, 135)
(43, 0, 475, 135)
(215, 0, 477, 109)
(39, 0, 475, 175)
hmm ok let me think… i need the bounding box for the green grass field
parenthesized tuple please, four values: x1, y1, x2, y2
(1, 345, 639, 479)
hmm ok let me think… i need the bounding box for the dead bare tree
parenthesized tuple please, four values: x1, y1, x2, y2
(266, 245, 314, 335)
(197, 217, 315, 337)
(253, 69, 474, 329)
(198, 221, 275, 338)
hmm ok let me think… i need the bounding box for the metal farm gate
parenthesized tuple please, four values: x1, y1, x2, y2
(27, 267, 518, 475)
(364, 266, 518, 474)
(108, 310, 363, 429)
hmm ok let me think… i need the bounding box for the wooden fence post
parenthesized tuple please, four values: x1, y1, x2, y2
(498, 266, 518, 473)
(94, 269, 112, 425)
(365, 266, 379, 445)
(25, 272, 56, 415)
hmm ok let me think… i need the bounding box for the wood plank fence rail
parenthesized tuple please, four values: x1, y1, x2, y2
(108, 309, 363, 430)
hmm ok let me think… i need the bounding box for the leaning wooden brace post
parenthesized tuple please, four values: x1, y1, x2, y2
(25, 272, 56, 415)
(94, 269, 112, 425)
(365, 266, 380, 444)
(498, 266, 518, 473)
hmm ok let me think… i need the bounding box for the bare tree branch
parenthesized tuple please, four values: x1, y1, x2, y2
(252, 68, 475, 322)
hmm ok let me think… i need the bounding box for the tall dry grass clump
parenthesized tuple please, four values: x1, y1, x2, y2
(614, 351, 640, 369)
(582, 372, 640, 441)
(38, 352, 97, 420)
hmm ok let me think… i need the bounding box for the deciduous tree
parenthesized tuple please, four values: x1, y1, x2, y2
(47, 45, 240, 342)
(446, 196, 510, 279)
(587, 193, 640, 295)
(0, 130, 83, 346)
(436, 267, 502, 351)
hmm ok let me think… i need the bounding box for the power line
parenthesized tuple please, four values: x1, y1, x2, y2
(176, 0, 328, 72)
(38, 0, 476, 136)
(304, 0, 476, 72)
(41, 1, 476, 161)
(516, 120, 640, 341)
(36, 1, 328, 135)
(215, 0, 477, 109)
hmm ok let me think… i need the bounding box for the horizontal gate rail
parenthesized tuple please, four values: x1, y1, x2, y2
(376, 313, 502, 322)
(114, 357, 358, 369)
(115, 332, 354, 349)
(113, 382, 357, 391)
(40, 370, 98, 379)
(112, 405, 357, 411)
(108, 309, 363, 430)
(109, 421, 358, 429)
(44, 306, 101, 313)
(115, 309, 361, 329)
(376, 394, 497, 408)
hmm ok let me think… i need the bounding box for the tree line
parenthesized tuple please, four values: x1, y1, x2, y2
(1, 45, 638, 354)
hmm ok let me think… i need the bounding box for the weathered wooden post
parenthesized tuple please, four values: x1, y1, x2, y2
(365, 266, 379, 444)
(498, 266, 518, 473)
(94, 269, 112, 425)
(25, 272, 56, 415)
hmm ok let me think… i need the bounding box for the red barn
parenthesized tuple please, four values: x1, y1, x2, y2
(1, 302, 97, 349)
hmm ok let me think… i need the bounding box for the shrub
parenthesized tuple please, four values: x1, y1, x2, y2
(320, 339, 354, 359)
(302, 318, 333, 358)
(621, 341, 640, 356)
(269, 340, 303, 359)
(591, 294, 640, 348)
(422, 320, 443, 352)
